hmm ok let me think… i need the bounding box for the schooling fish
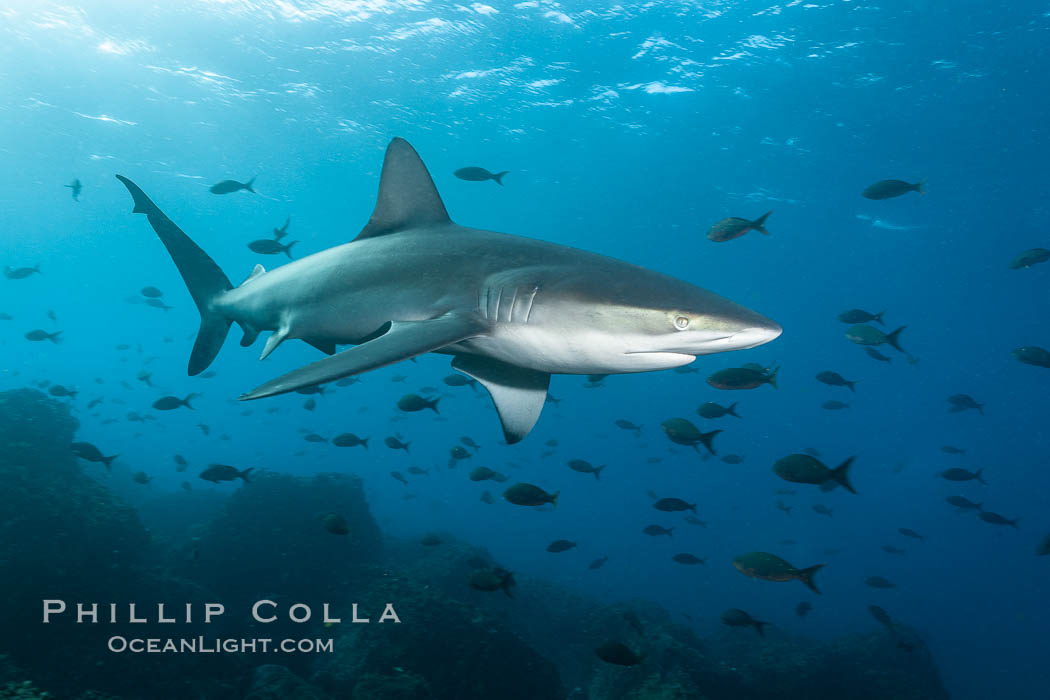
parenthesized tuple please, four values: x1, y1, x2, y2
(733, 552, 823, 593)
(1008, 248, 1050, 269)
(861, 179, 924, 200)
(454, 166, 509, 185)
(5, 265, 41, 279)
(209, 177, 255, 194)
(721, 609, 769, 637)
(248, 239, 296, 258)
(707, 211, 772, 242)
(65, 178, 82, 201)
(837, 308, 884, 325)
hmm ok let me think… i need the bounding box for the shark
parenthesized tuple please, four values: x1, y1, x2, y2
(116, 138, 781, 443)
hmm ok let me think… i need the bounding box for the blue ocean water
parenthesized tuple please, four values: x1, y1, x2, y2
(2, 1, 1049, 699)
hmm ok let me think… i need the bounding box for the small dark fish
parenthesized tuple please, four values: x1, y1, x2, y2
(397, 393, 440, 413)
(776, 500, 792, 515)
(707, 211, 772, 242)
(846, 324, 906, 353)
(821, 400, 850, 410)
(303, 433, 328, 443)
(335, 377, 361, 387)
(684, 516, 707, 527)
(546, 539, 577, 553)
(941, 445, 966, 455)
(721, 608, 769, 637)
(816, 371, 856, 392)
(503, 482, 558, 507)
(568, 459, 606, 480)
(480, 490, 495, 504)
(322, 513, 350, 535)
(391, 471, 408, 485)
(469, 567, 516, 597)
(5, 265, 41, 279)
(947, 394, 983, 414)
(303, 399, 316, 411)
(653, 497, 696, 514)
(869, 605, 894, 631)
(837, 308, 884, 325)
(65, 178, 82, 201)
(132, 471, 152, 485)
(642, 525, 674, 537)
(978, 511, 1019, 528)
(333, 433, 369, 448)
(1036, 534, 1050, 556)
(153, 394, 197, 410)
(946, 495, 983, 511)
(796, 602, 812, 617)
(384, 436, 411, 452)
(721, 454, 745, 464)
(454, 167, 509, 185)
(696, 401, 741, 419)
(72, 442, 118, 470)
(588, 556, 608, 570)
(671, 553, 705, 565)
(773, 454, 856, 493)
(865, 576, 896, 589)
(1013, 346, 1050, 369)
(469, 466, 498, 482)
(200, 464, 253, 483)
(595, 641, 643, 666)
(406, 466, 428, 476)
(733, 552, 823, 593)
(145, 298, 174, 311)
(938, 468, 985, 484)
(197, 423, 210, 435)
(295, 385, 327, 396)
(140, 286, 163, 298)
(708, 366, 778, 390)
(442, 374, 478, 390)
(460, 436, 481, 451)
(615, 419, 642, 433)
(898, 528, 924, 541)
(209, 178, 255, 194)
(449, 446, 470, 461)
(273, 216, 291, 240)
(248, 239, 296, 258)
(1009, 248, 1050, 269)
(864, 347, 893, 363)
(812, 504, 833, 517)
(861, 179, 924, 199)
(882, 545, 905, 555)
(661, 418, 720, 455)
(25, 329, 62, 343)
(48, 384, 77, 399)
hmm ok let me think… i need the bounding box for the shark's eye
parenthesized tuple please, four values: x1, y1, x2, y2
(674, 316, 690, 330)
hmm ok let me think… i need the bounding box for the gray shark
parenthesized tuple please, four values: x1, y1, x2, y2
(116, 138, 781, 443)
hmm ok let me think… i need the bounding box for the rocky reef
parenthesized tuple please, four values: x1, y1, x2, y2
(0, 390, 951, 699)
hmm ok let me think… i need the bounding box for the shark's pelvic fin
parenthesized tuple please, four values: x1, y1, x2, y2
(115, 174, 232, 376)
(451, 355, 551, 444)
(355, 137, 451, 241)
(240, 312, 486, 400)
(239, 324, 260, 347)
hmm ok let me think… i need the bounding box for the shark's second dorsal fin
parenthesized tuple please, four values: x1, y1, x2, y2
(355, 138, 451, 241)
(240, 264, 266, 286)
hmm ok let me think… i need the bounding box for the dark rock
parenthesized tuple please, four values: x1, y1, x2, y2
(244, 665, 330, 700)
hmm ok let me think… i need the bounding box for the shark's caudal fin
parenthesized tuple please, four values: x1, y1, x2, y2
(355, 138, 451, 241)
(451, 355, 551, 444)
(115, 175, 233, 375)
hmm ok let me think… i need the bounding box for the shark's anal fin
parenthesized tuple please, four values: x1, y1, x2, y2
(304, 338, 336, 355)
(451, 355, 550, 444)
(355, 138, 451, 241)
(241, 312, 486, 400)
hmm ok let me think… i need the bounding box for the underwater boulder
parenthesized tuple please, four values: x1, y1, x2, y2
(245, 665, 331, 700)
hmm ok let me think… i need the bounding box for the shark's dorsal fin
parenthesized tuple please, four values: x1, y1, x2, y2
(355, 138, 451, 241)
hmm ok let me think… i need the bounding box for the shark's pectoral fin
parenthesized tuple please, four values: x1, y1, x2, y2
(241, 313, 486, 400)
(451, 355, 550, 444)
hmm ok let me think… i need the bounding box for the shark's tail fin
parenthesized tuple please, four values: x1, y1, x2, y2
(116, 175, 233, 375)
